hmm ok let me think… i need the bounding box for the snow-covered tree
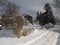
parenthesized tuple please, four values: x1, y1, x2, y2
(37, 3, 56, 26)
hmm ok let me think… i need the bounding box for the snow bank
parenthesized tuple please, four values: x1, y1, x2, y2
(0, 25, 59, 45)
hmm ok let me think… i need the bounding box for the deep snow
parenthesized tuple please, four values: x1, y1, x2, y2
(0, 25, 59, 45)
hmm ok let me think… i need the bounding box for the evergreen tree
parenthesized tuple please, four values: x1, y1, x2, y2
(37, 11, 40, 21)
(37, 3, 56, 26)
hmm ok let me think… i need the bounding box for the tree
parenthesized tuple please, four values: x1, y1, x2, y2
(55, 0, 60, 5)
(37, 3, 56, 26)
(0, 0, 24, 38)
(0, 0, 20, 16)
(5, 2, 19, 16)
(36, 11, 40, 21)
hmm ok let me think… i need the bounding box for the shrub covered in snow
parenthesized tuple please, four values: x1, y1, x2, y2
(13, 15, 24, 38)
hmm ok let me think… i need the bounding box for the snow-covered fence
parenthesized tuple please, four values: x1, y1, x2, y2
(42, 23, 55, 29)
(23, 23, 55, 30)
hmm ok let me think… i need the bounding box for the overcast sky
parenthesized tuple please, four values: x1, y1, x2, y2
(6, 0, 60, 18)
(8, 0, 54, 11)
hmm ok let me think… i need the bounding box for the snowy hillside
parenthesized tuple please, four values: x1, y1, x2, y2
(0, 25, 59, 45)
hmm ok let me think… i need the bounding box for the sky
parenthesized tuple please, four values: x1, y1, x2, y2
(8, 0, 53, 11)
(7, 0, 55, 17)
(0, 0, 60, 19)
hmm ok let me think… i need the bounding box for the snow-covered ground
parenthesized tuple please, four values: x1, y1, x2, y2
(0, 25, 59, 45)
(50, 25, 60, 45)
